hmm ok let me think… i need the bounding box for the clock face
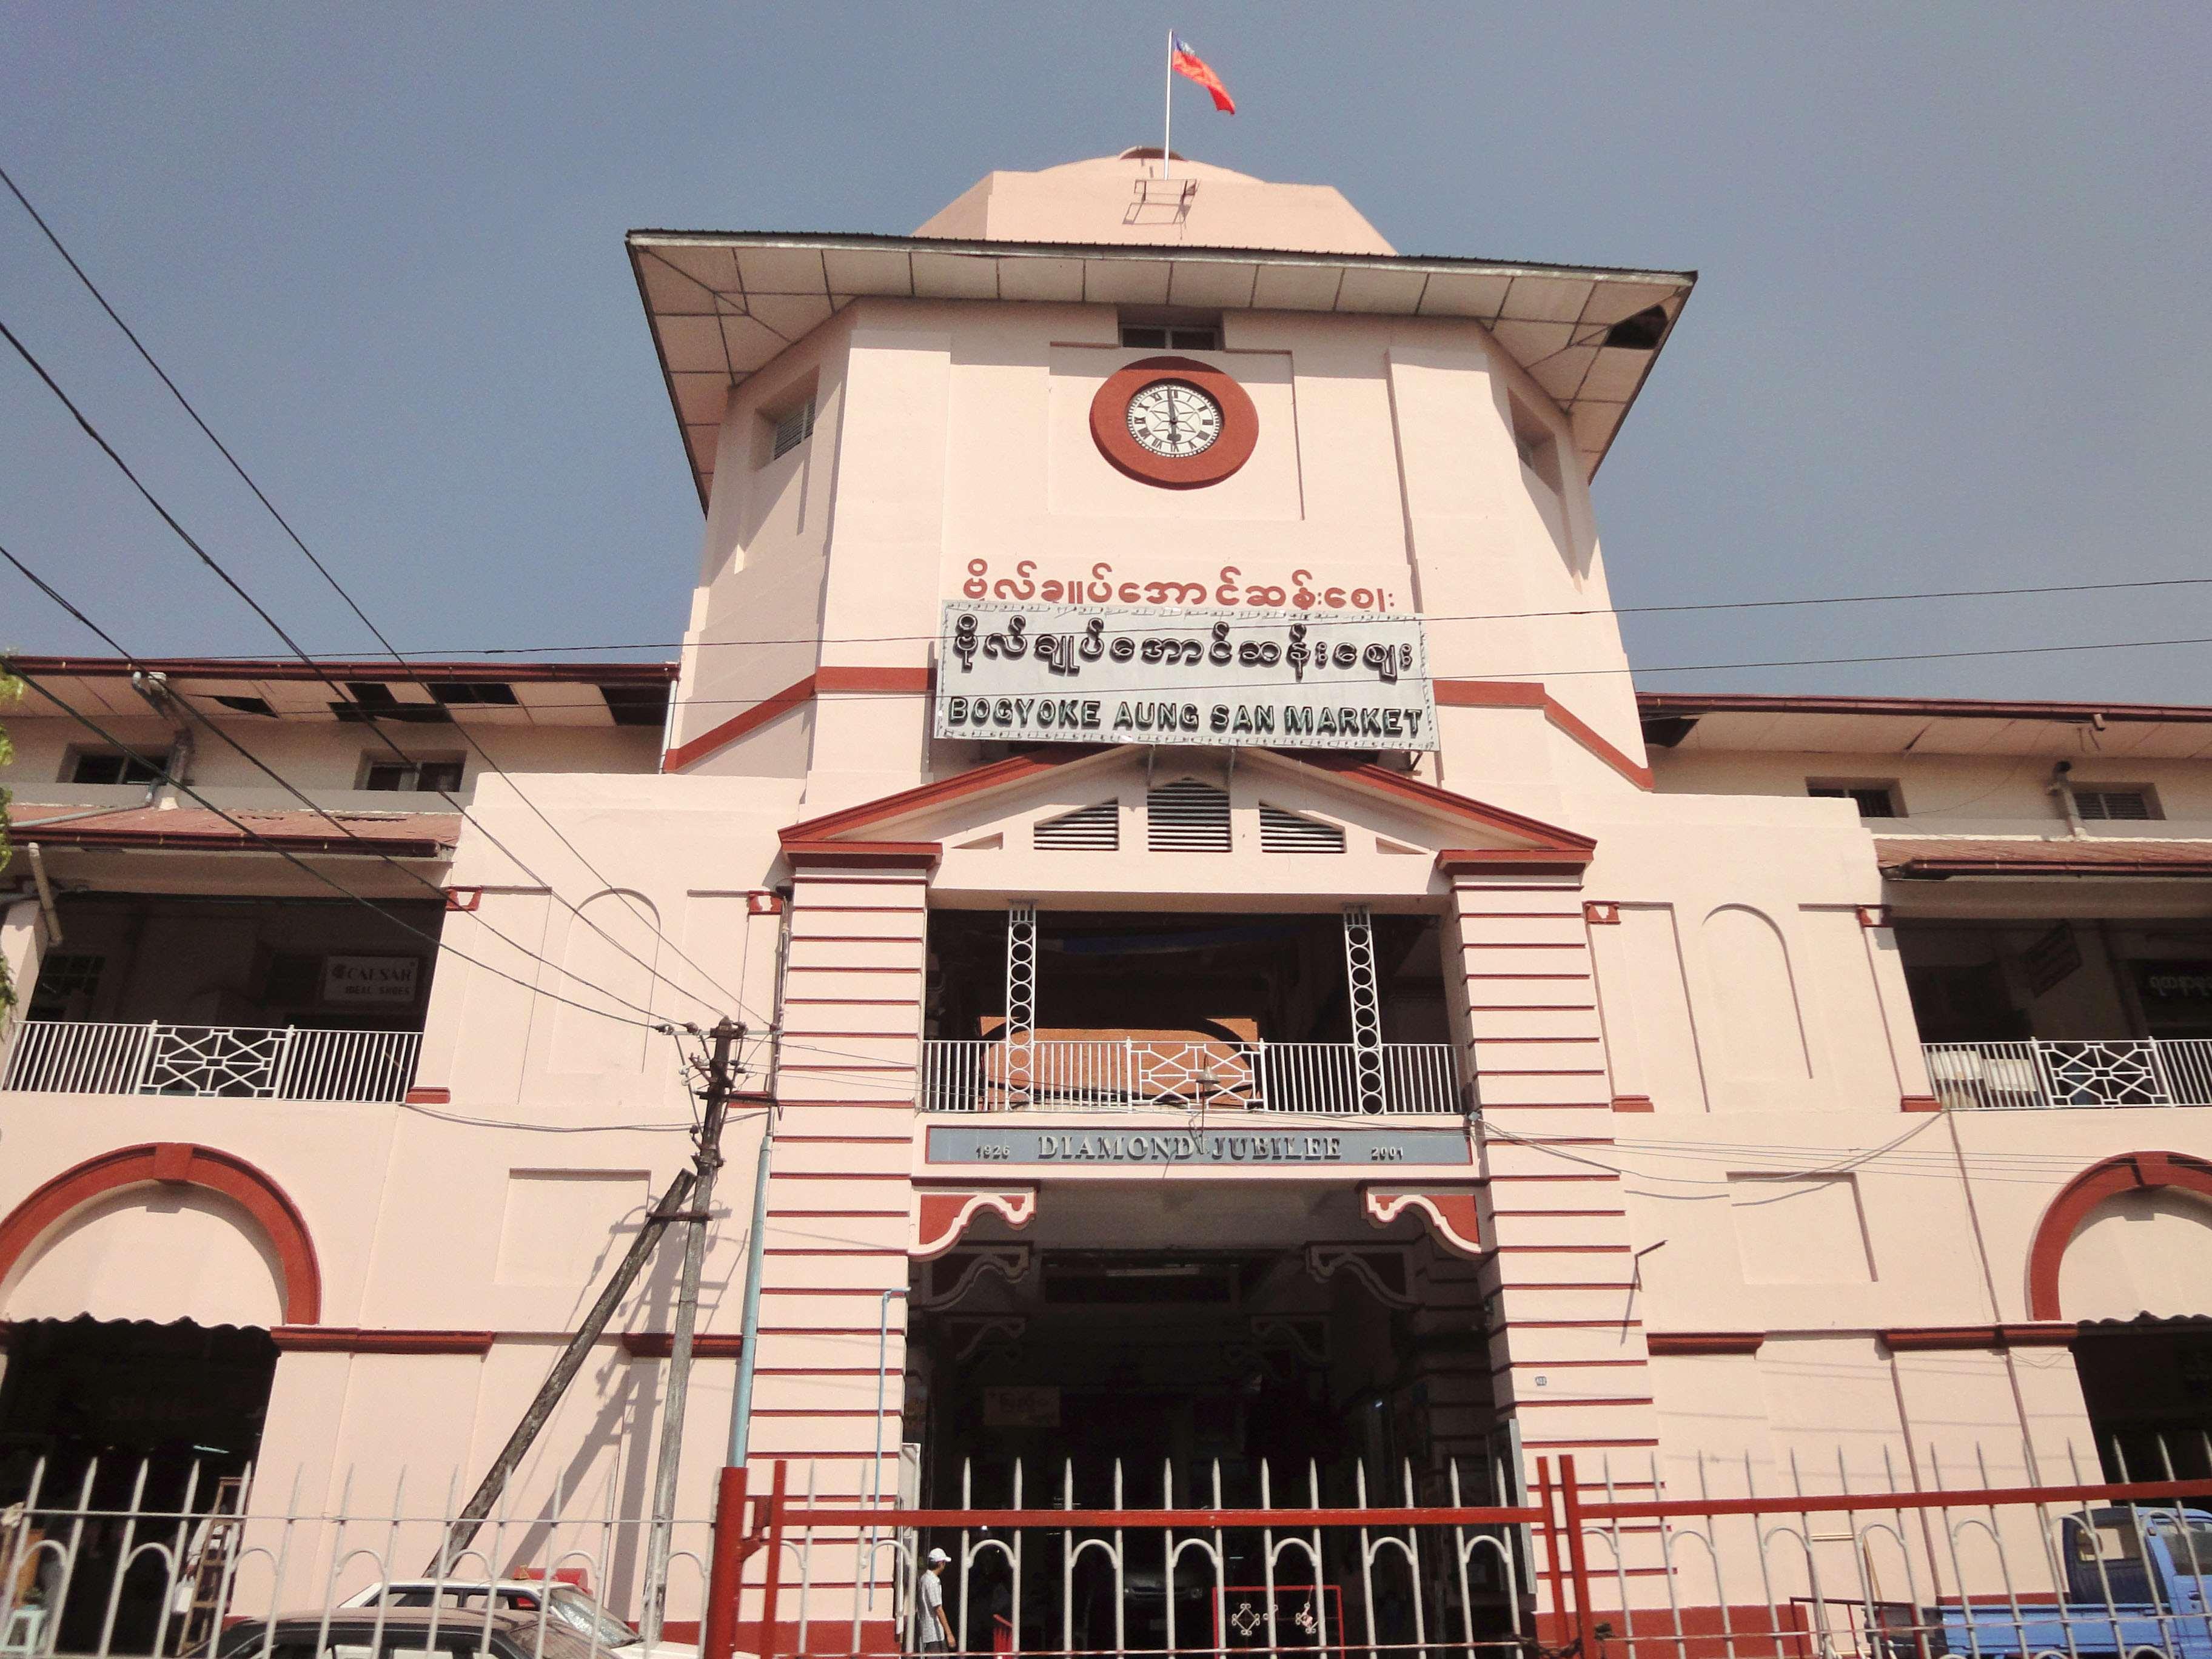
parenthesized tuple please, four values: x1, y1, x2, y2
(1125, 380, 1223, 460)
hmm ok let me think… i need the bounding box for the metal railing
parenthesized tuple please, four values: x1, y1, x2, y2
(0, 1455, 709, 1659)
(1924, 1037, 2212, 1110)
(917, 1038, 1460, 1115)
(1, 1020, 423, 1103)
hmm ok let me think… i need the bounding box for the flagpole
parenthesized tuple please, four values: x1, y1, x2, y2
(1162, 28, 1173, 179)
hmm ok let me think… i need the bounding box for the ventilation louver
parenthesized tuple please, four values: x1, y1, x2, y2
(1259, 803, 1347, 854)
(1147, 780, 1232, 853)
(1034, 801, 1120, 851)
(2074, 788, 2155, 822)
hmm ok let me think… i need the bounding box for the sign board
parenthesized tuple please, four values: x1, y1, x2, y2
(982, 1386, 1062, 1429)
(321, 954, 421, 1005)
(936, 602, 1439, 751)
(927, 1124, 1470, 1167)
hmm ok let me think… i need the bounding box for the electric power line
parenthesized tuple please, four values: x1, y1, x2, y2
(1, 542, 712, 1030)
(0, 166, 755, 1021)
(0, 309, 750, 1030)
(9, 667, 680, 1033)
(237, 572, 2212, 658)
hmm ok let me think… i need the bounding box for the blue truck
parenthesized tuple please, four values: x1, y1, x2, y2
(1937, 1506, 2212, 1658)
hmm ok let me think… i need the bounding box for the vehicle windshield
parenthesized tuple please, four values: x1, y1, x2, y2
(545, 1587, 639, 1649)
(2151, 1519, 2212, 1578)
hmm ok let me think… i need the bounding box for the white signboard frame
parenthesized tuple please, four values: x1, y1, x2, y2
(934, 601, 1439, 751)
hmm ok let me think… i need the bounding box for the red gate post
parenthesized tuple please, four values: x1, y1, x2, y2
(703, 1465, 753, 1659)
(757, 1460, 789, 1659)
(1535, 1458, 1568, 1646)
(1557, 1456, 1600, 1659)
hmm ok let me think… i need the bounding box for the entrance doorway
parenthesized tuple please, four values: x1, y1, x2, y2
(0, 1317, 278, 1653)
(902, 1186, 1515, 1652)
(2074, 1321, 2212, 1480)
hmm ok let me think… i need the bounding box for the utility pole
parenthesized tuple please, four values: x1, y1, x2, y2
(431, 1164, 697, 1575)
(640, 1016, 745, 1645)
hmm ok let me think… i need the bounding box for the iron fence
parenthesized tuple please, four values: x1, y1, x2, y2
(13, 1441, 2212, 1659)
(0, 1456, 711, 1659)
(1, 1021, 423, 1103)
(917, 1040, 1460, 1116)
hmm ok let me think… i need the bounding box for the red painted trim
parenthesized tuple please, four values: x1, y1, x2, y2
(1900, 1093, 1942, 1113)
(620, 1332, 746, 1359)
(1611, 1095, 1655, 1113)
(405, 1087, 452, 1105)
(780, 742, 1595, 855)
(8, 655, 674, 685)
(2026, 1150, 2212, 1321)
(271, 1327, 493, 1355)
(814, 665, 932, 694)
(782, 840, 941, 870)
(1088, 357, 1261, 490)
(0, 1143, 321, 1324)
(783, 748, 1104, 843)
(664, 672, 814, 772)
(19, 819, 454, 858)
(1878, 1324, 2079, 1353)
(1636, 689, 2212, 727)
(1436, 680, 1655, 789)
(1583, 901, 1621, 925)
(1857, 905, 1892, 928)
(443, 887, 482, 912)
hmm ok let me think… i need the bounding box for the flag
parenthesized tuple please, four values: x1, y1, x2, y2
(1170, 34, 1236, 114)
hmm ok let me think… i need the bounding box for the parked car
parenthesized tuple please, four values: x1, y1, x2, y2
(216, 1607, 604, 1659)
(1937, 1507, 2212, 1658)
(335, 1583, 695, 1659)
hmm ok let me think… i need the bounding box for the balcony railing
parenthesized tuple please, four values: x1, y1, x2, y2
(1923, 1037, 2212, 1110)
(2, 1019, 423, 1103)
(919, 1037, 1461, 1115)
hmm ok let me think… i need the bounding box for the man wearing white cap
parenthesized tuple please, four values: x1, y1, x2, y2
(918, 1546, 953, 1652)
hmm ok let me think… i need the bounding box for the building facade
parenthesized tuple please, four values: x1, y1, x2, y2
(4, 153, 2211, 1650)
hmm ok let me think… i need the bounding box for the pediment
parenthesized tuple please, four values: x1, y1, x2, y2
(780, 746, 1592, 881)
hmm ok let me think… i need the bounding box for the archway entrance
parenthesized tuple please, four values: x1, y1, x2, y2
(2029, 1152, 2212, 1481)
(0, 1318, 278, 1651)
(2073, 1320, 2212, 1481)
(0, 1144, 311, 1653)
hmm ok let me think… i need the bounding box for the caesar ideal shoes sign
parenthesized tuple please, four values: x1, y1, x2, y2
(935, 601, 1439, 751)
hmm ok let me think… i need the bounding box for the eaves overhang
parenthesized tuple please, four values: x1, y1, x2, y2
(627, 228, 1696, 510)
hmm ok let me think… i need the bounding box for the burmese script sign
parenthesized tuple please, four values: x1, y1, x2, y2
(927, 1124, 1472, 1167)
(935, 602, 1439, 751)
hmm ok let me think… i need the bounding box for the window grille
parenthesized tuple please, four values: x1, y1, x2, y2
(28, 952, 103, 1015)
(1147, 780, 1231, 852)
(1033, 801, 1120, 851)
(770, 398, 816, 460)
(2074, 788, 2157, 822)
(1259, 803, 1346, 853)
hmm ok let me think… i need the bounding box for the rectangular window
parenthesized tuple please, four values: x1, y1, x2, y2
(1808, 781, 1901, 819)
(363, 756, 464, 793)
(67, 748, 165, 786)
(769, 398, 816, 460)
(1120, 318, 1219, 350)
(2074, 786, 2159, 822)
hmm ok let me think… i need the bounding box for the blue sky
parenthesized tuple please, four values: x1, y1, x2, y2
(3, 4, 2208, 699)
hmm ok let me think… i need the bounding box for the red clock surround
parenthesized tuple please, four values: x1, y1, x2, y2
(1089, 355, 1259, 489)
